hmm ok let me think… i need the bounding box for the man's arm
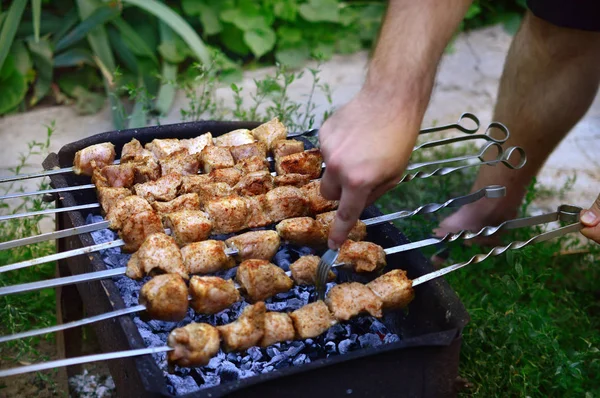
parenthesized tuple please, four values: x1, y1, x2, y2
(319, 0, 473, 249)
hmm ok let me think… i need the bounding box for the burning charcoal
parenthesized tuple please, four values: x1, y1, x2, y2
(284, 342, 305, 358)
(369, 319, 389, 335)
(325, 341, 337, 354)
(384, 333, 401, 344)
(265, 302, 288, 311)
(226, 353, 240, 363)
(273, 289, 294, 299)
(358, 333, 383, 348)
(266, 346, 280, 358)
(291, 246, 315, 256)
(147, 320, 179, 333)
(166, 374, 199, 395)
(240, 361, 252, 371)
(218, 361, 241, 382)
(293, 354, 308, 366)
(325, 323, 346, 340)
(281, 298, 302, 311)
(262, 365, 275, 374)
(247, 346, 263, 362)
(199, 371, 221, 389)
(267, 354, 286, 367)
(338, 339, 355, 355)
(305, 339, 313, 345)
(273, 248, 292, 270)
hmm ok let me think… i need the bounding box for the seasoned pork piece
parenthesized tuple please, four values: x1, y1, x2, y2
(121, 138, 156, 163)
(213, 129, 256, 147)
(201, 146, 235, 173)
(272, 139, 304, 160)
(181, 240, 235, 274)
(139, 274, 189, 321)
(97, 187, 131, 215)
(274, 173, 310, 188)
(251, 117, 288, 150)
(168, 323, 220, 367)
(301, 180, 338, 214)
(145, 138, 184, 160)
(133, 173, 182, 203)
(106, 195, 152, 229)
(276, 148, 323, 179)
(208, 167, 242, 186)
(159, 149, 201, 176)
(162, 210, 212, 246)
(243, 195, 272, 228)
(131, 159, 161, 184)
(195, 182, 234, 207)
(261, 312, 295, 347)
(316, 211, 367, 242)
(367, 269, 415, 310)
(152, 193, 200, 215)
(125, 233, 187, 279)
(204, 196, 248, 234)
(276, 217, 326, 247)
(325, 282, 383, 321)
(225, 230, 280, 262)
(337, 240, 386, 273)
(234, 155, 269, 174)
(120, 210, 164, 252)
(92, 164, 135, 188)
(73, 143, 116, 176)
(236, 259, 293, 302)
(189, 276, 241, 314)
(290, 255, 335, 285)
(234, 170, 274, 196)
(289, 301, 337, 339)
(179, 174, 212, 194)
(264, 186, 309, 222)
(229, 142, 267, 162)
(181, 133, 213, 155)
(217, 302, 266, 352)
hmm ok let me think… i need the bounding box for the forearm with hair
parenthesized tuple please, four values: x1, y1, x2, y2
(362, 0, 473, 118)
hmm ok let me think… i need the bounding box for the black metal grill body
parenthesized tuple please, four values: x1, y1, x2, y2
(43, 121, 470, 398)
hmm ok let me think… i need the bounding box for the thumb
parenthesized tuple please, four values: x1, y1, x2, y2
(580, 193, 600, 243)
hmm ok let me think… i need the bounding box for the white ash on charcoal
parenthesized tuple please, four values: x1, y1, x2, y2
(86, 215, 403, 396)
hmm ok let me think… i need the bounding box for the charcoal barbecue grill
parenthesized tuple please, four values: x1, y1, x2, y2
(0, 117, 583, 397)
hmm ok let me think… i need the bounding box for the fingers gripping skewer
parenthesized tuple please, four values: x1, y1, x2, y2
(0, 186, 503, 276)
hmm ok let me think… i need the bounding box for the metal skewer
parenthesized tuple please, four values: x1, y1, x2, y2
(0, 205, 583, 378)
(0, 185, 505, 285)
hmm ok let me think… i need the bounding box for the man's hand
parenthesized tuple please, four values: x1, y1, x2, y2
(580, 193, 600, 243)
(319, 90, 422, 249)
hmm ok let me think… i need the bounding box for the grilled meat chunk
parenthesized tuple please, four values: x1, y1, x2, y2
(73, 143, 116, 176)
(316, 211, 367, 242)
(337, 240, 386, 273)
(201, 146, 235, 173)
(290, 255, 335, 285)
(121, 138, 155, 163)
(208, 167, 242, 186)
(204, 196, 248, 234)
(106, 195, 152, 229)
(234, 170, 274, 196)
(189, 276, 241, 314)
(152, 193, 200, 215)
(159, 149, 201, 176)
(145, 138, 184, 160)
(139, 274, 189, 321)
(264, 186, 309, 222)
(131, 159, 161, 184)
(243, 195, 272, 228)
(274, 173, 310, 188)
(272, 139, 304, 160)
(367, 270, 415, 310)
(225, 230, 280, 262)
(213, 129, 255, 147)
(236, 260, 293, 302)
(181, 133, 213, 155)
(196, 182, 234, 207)
(120, 210, 164, 252)
(125, 233, 187, 278)
(251, 117, 287, 150)
(301, 181, 338, 214)
(179, 174, 212, 195)
(261, 312, 295, 347)
(276, 217, 326, 247)
(275, 149, 323, 179)
(325, 282, 383, 321)
(234, 155, 269, 174)
(181, 240, 235, 274)
(229, 142, 267, 162)
(163, 210, 212, 246)
(168, 323, 220, 367)
(133, 173, 182, 203)
(92, 164, 135, 188)
(97, 187, 131, 215)
(289, 301, 337, 339)
(217, 302, 266, 352)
